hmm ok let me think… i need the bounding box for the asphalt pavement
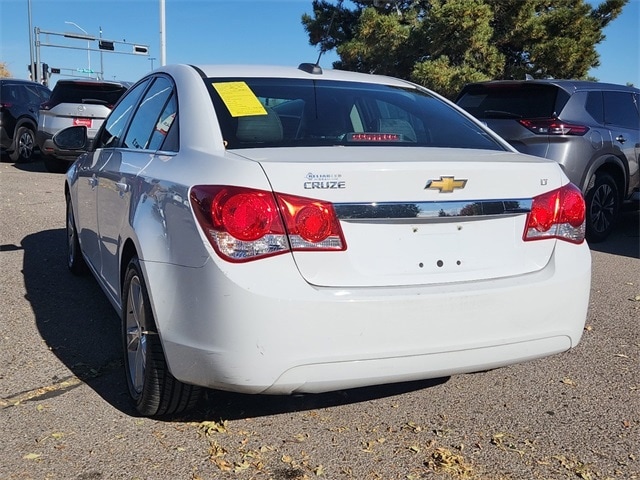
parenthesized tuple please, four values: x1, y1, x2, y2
(1, 156, 638, 480)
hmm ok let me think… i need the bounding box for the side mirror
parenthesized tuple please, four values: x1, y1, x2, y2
(53, 126, 88, 150)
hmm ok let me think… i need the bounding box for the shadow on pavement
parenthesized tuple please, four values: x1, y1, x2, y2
(2, 153, 49, 174)
(589, 203, 640, 259)
(21, 228, 130, 412)
(21, 229, 449, 421)
(184, 377, 449, 423)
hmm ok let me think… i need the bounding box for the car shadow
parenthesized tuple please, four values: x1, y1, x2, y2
(22, 228, 449, 420)
(589, 203, 640, 259)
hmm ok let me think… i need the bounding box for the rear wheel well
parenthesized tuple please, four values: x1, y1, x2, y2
(120, 239, 138, 297)
(587, 160, 625, 203)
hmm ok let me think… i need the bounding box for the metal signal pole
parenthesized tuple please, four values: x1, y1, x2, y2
(159, 0, 166, 66)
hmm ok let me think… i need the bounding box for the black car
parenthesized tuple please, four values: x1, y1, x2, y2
(0, 78, 51, 162)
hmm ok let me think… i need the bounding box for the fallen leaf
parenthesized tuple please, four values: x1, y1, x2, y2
(23, 453, 41, 460)
(212, 457, 232, 471)
(234, 461, 251, 472)
(405, 422, 422, 433)
(561, 378, 577, 387)
(198, 420, 228, 436)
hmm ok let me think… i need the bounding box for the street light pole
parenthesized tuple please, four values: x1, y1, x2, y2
(27, 0, 37, 82)
(99, 26, 104, 80)
(65, 21, 91, 75)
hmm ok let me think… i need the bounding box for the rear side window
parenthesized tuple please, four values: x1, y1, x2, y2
(603, 91, 639, 130)
(123, 76, 176, 151)
(207, 78, 505, 151)
(49, 82, 128, 108)
(585, 91, 604, 124)
(0, 85, 20, 103)
(456, 84, 565, 119)
(94, 79, 151, 149)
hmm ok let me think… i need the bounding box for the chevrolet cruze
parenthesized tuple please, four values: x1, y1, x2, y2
(55, 64, 592, 416)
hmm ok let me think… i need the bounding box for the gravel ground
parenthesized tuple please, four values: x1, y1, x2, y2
(1, 158, 638, 480)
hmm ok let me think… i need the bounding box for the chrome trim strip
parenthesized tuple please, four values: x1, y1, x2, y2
(334, 199, 532, 223)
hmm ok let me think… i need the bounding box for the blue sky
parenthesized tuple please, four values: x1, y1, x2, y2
(0, 0, 638, 89)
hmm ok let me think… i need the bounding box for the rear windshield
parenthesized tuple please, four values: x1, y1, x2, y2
(49, 82, 128, 108)
(456, 83, 566, 119)
(206, 78, 505, 151)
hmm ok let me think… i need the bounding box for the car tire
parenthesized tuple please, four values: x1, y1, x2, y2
(66, 194, 88, 275)
(585, 172, 619, 243)
(43, 155, 70, 173)
(122, 257, 202, 416)
(9, 126, 35, 162)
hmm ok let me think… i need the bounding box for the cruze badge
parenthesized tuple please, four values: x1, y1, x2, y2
(425, 176, 467, 193)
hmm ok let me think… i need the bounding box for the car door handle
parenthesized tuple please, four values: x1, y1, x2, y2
(615, 135, 626, 144)
(116, 182, 130, 194)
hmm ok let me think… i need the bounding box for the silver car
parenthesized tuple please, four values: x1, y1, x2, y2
(456, 80, 640, 242)
(56, 64, 591, 416)
(37, 78, 130, 173)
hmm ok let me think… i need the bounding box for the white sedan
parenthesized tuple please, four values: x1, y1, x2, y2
(56, 63, 591, 416)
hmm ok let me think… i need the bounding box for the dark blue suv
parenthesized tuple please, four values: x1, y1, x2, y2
(0, 78, 51, 162)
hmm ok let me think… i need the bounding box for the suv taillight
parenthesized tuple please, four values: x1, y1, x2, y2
(190, 186, 346, 262)
(524, 183, 586, 244)
(518, 118, 589, 136)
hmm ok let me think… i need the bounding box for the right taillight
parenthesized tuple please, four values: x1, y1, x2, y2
(524, 183, 586, 244)
(518, 118, 589, 136)
(190, 185, 346, 262)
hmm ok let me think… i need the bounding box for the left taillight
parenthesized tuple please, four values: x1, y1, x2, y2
(190, 185, 346, 262)
(524, 183, 586, 244)
(518, 118, 589, 136)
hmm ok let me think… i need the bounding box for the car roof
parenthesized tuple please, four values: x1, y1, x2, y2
(461, 79, 639, 94)
(160, 63, 419, 89)
(0, 78, 50, 87)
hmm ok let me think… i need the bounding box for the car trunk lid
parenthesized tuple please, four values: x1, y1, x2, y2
(233, 146, 564, 288)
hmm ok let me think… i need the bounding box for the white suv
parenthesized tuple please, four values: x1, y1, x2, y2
(37, 78, 130, 172)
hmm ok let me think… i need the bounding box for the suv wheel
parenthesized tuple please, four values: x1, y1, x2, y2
(9, 126, 35, 162)
(585, 172, 619, 243)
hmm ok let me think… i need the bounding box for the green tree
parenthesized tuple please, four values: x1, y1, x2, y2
(302, 0, 627, 98)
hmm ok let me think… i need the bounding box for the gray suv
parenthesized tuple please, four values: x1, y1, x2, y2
(456, 80, 639, 242)
(37, 78, 130, 173)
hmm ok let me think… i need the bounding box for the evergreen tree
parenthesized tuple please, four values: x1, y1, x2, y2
(302, 0, 627, 98)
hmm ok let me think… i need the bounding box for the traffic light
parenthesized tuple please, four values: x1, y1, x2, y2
(42, 63, 50, 86)
(99, 40, 115, 51)
(27, 63, 37, 80)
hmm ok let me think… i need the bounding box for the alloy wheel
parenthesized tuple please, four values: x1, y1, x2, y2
(125, 276, 147, 395)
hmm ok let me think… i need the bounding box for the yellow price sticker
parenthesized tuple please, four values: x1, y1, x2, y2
(212, 81, 267, 117)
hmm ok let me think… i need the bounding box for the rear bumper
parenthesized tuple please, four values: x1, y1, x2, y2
(143, 240, 591, 394)
(0, 126, 13, 150)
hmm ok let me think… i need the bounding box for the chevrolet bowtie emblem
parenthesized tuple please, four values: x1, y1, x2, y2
(425, 176, 467, 193)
